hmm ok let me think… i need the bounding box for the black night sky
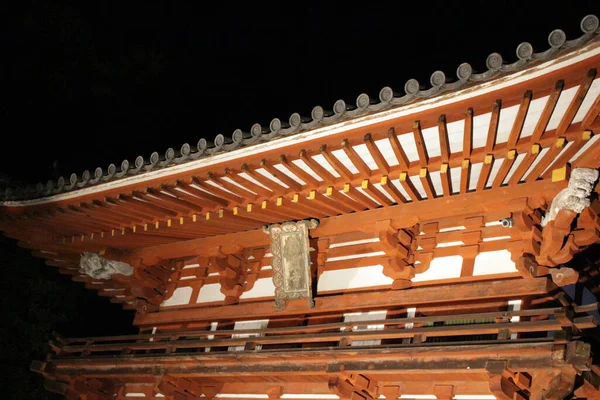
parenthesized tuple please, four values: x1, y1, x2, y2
(1, 2, 599, 398)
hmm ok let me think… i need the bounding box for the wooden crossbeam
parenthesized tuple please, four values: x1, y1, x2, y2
(440, 164, 452, 196)
(463, 108, 473, 159)
(361, 179, 393, 206)
(399, 172, 422, 202)
(175, 180, 230, 207)
(387, 128, 410, 170)
(147, 188, 205, 214)
(120, 194, 178, 218)
(159, 186, 214, 210)
(460, 160, 471, 194)
(280, 196, 328, 218)
(191, 178, 244, 205)
(525, 138, 566, 183)
(320, 145, 354, 181)
(508, 145, 540, 185)
(491, 150, 516, 188)
(279, 155, 320, 187)
(326, 187, 365, 212)
(486, 100, 502, 153)
(342, 139, 372, 177)
(206, 172, 258, 201)
(242, 163, 289, 194)
(91, 200, 146, 225)
(259, 200, 302, 221)
(106, 198, 156, 221)
(260, 160, 304, 192)
(364, 134, 390, 173)
(299, 149, 337, 183)
(135, 278, 552, 325)
(508, 90, 532, 148)
(379, 176, 406, 204)
(581, 90, 600, 129)
(412, 121, 429, 166)
(476, 155, 494, 191)
(227, 168, 273, 197)
(555, 68, 597, 136)
(343, 184, 379, 209)
(438, 115, 451, 164)
(419, 168, 436, 199)
(542, 131, 593, 178)
(531, 80, 564, 143)
(309, 190, 351, 215)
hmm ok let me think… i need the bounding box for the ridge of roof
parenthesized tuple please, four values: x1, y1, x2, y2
(2, 14, 599, 202)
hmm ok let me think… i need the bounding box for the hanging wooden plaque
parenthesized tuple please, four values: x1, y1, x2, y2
(263, 219, 318, 310)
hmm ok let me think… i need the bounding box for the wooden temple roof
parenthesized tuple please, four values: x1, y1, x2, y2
(1, 14, 599, 203)
(13, 14, 600, 399)
(0, 15, 599, 316)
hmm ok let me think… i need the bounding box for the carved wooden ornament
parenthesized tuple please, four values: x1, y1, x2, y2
(263, 219, 319, 310)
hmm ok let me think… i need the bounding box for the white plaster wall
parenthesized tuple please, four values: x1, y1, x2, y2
(412, 255, 463, 282)
(161, 286, 192, 307)
(472, 249, 517, 276)
(317, 265, 393, 292)
(196, 283, 226, 303)
(240, 278, 275, 300)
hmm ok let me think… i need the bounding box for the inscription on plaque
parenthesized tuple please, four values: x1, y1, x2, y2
(263, 219, 318, 310)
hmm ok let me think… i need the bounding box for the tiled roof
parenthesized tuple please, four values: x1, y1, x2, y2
(1, 14, 599, 201)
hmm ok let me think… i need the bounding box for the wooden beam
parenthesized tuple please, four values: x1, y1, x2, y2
(460, 160, 471, 194)
(387, 128, 410, 170)
(279, 155, 320, 187)
(477, 155, 494, 191)
(260, 160, 304, 192)
(364, 133, 389, 173)
(491, 150, 516, 188)
(463, 108, 473, 159)
(542, 130, 593, 178)
(361, 179, 393, 206)
(419, 168, 436, 199)
(440, 164, 452, 196)
(134, 278, 552, 326)
(175, 180, 230, 208)
(125, 177, 567, 263)
(486, 100, 502, 153)
(342, 139, 371, 177)
(320, 145, 354, 181)
(379, 176, 406, 204)
(438, 115, 451, 164)
(508, 144, 540, 185)
(531, 80, 564, 143)
(299, 149, 337, 183)
(508, 90, 532, 148)
(229, 167, 273, 197)
(525, 138, 566, 183)
(343, 184, 379, 209)
(206, 172, 258, 202)
(555, 68, 597, 137)
(399, 172, 422, 202)
(412, 121, 429, 166)
(325, 187, 365, 212)
(191, 178, 244, 205)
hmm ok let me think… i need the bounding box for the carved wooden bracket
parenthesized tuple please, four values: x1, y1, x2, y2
(329, 373, 378, 400)
(376, 220, 416, 290)
(202, 245, 263, 305)
(508, 192, 600, 269)
(69, 377, 122, 400)
(514, 254, 579, 287)
(158, 376, 223, 400)
(108, 257, 184, 313)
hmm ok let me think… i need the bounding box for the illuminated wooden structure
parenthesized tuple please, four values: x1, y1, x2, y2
(2, 15, 600, 399)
